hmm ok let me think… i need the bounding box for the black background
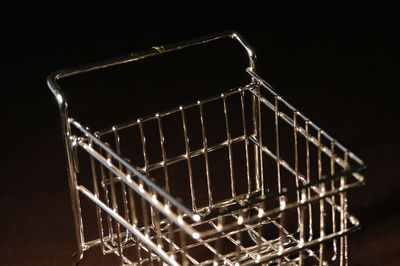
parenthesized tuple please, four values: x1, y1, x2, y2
(1, 6, 399, 265)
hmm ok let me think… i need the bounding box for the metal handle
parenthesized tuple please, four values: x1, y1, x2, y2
(147, 30, 256, 71)
(47, 31, 256, 110)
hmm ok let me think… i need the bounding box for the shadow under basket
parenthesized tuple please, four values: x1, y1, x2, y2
(48, 31, 366, 265)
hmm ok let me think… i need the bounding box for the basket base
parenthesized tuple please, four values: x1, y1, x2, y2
(84, 210, 322, 265)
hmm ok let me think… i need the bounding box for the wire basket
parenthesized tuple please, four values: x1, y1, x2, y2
(47, 31, 365, 265)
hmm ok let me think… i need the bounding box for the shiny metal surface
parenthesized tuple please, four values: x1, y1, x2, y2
(48, 31, 365, 265)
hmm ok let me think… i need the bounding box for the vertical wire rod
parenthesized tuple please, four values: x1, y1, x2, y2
(278, 193, 287, 266)
(305, 121, 313, 241)
(318, 130, 325, 266)
(152, 196, 164, 256)
(344, 152, 349, 266)
(331, 140, 338, 261)
(156, 114, 171, 196)
(138, 119, 152, 238)
(98, 144, 115, 245)
(222, 94, 236, 197)
(339, 151, 349, 266)
(293, 111, 302, 231)
(198, 101, 213, 207)
(113, 128, 130, 244)
(106, 151, 124, 261)
(252, 93, 261, 191)
(299, 189, 306, 265)
(240, 89, 251, 195)
(156, 114, 173, 253)
(275, 96, 282, 194)
(180, 106, 197, 212)
(126, 170, 139, 226)
(257, 88, 265, 195)
(89, 139, 106, 253)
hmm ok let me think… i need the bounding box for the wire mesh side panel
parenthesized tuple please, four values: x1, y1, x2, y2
(247, 79, 365, 265)
(85, 86, 267, 265)
(71, 130, 199, 265)
(95, 86, 263, 216)
(67, 82, 364, 265)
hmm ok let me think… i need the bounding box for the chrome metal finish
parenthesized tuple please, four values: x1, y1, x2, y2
(48, 31, 365, 265)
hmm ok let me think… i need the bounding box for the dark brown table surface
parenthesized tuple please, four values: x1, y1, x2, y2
(1, 11, 399, 265)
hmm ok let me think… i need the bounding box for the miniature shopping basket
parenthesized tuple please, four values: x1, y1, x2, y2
(47, 31, 366, 265)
